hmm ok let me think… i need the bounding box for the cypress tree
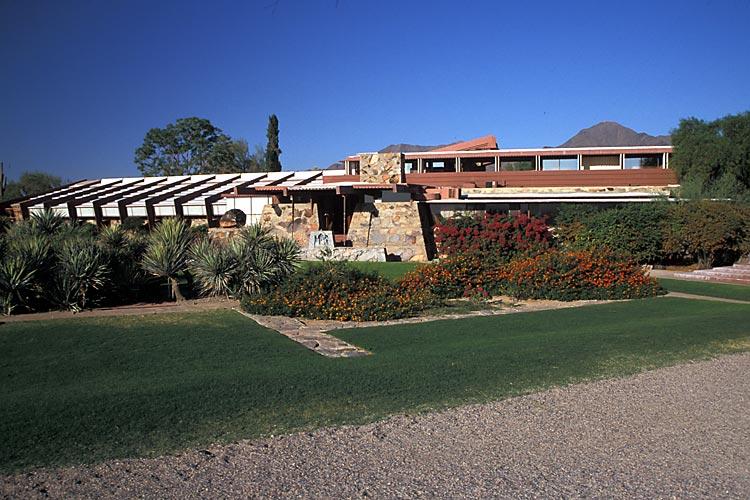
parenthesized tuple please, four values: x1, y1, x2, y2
(265, 114, 282, 172)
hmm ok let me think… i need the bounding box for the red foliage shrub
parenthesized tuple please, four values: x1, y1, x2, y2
(434, 212, 552, 263)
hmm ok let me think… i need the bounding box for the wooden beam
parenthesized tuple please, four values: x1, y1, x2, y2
(144, 176, 215, 225)
(204, 181, 257, 223)
(92, 178, 168, 225)
(66, 179, 144, 220)
(173, 175, 241, 218)
(17, 180, 99, 218)
(115, 179, 188, 221)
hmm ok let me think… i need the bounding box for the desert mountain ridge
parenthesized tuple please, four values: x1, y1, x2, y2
(373, 121, 670, 153)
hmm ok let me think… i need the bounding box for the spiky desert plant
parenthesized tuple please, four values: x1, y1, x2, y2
(141, 218, 193, 301)
(0, 255, 37, 315)
(188, 238, 235, 297)
(29, 208, 65, 236)
(52, 240, 109, 312)
(228, 225, 300, 296)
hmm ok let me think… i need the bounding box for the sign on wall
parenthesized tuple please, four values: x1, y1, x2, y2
(308, 230, 334, 249)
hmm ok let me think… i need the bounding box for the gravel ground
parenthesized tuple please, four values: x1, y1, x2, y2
(2, 353, 749, 499)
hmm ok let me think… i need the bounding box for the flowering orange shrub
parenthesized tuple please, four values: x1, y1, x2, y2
(399, 253, 493, 299)
(242, 262, 438, 321)
(490, 249, 663, 301)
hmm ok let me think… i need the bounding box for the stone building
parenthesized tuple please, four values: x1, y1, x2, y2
(1, 135, 677, 262)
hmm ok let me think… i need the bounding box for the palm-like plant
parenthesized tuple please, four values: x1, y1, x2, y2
(30, 208, 65, 235)
(0, 255, 37, 315)
(52, 240, 109, 312)
(188, 238, 234, 297)
(188, 223, 299, 298)
(142, 218, 193, 301)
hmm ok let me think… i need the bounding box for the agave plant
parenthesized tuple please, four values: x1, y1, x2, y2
(52, 240, 109, 312)
(0, 255, 37, 315)
(141, 218, 193, 301)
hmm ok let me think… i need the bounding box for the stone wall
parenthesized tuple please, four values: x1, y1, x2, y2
(347, 201, 433, 262)
(359, 152, 404, 184)
(259, 202, 319, 247)
(299, 247, 386, 262)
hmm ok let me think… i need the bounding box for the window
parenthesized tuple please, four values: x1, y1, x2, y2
(624, 155, 662, 169)
(542, 157, 578, 170)
(500, 158, 535, 171)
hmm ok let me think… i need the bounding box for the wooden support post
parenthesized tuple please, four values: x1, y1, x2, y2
(456, 157, 461, 173)
(577, 154, 583, 170)
(495, 156, 500, 172)
(619, 153, 625, 169)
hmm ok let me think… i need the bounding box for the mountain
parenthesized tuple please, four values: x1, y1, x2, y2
(378, 142, 455, 153)
(558, 121, 671, 147)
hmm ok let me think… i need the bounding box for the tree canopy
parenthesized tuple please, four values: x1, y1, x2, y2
(1, 171, 63, 201)
(265, 114, 282, 172)
(672, 111, 750, 200)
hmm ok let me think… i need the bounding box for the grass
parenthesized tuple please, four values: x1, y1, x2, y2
(300, 260, 421, 280)
(1, 297, 748, 472)
(658, 278, 750, 302)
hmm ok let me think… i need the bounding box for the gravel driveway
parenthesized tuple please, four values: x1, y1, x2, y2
(3, 353, 749, 499)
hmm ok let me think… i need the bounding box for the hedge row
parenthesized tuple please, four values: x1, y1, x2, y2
(555, 201, 750, 267)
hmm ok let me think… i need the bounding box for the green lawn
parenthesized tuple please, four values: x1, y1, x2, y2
(301, 260, 421, 280)
(1, 297, 748, 472)
(658, 278, 750, 302)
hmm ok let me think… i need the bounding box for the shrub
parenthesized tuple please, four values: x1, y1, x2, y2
(434, 212, 552, 263)
(142, 218, 194, 301)
(554, 203, 669, 264)
(98, 226, 151, 303)
(662, 201, 750, 267)
(492, 250, 663, 301)
(399, 254, 490, 299)
(51, 240, 109, 312)
(242, 262, 437, 321)
(189, 224, 300, 298)
(120, 217, 147, 233)
(0, 255, 37, 315)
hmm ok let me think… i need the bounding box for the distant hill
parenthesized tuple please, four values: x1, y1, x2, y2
(378, 142, 455, 153)
(559, 121, 671, 147)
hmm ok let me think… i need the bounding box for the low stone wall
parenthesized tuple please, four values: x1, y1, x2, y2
(347, 201, 432, 262)
(299, 247, 387, 262)
(259, 202, 319, 248)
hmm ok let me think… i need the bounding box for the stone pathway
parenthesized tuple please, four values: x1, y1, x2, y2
(237, 298, 618, 358)
(236, 310, 371, 358)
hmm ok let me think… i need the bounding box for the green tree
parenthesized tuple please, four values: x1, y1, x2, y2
(671, 111, 750, 199)
(1, 171, 62, 201)
(264, 114, 282, 172)
(135, 117, 237, 176)
(209, 139, 268, 173)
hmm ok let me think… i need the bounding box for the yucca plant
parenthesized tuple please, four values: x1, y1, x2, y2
(29, 208, 65, 236)
(141, 218, 193, 301)
(52, 240, 109, 312)
(0, 255, 37, 315)
(188, 238, 235, 297)
(188, 223, 299, 298)
(98, 225, 150, 302)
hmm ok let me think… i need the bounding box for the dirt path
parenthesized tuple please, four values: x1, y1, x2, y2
(2, 353, 748, 499)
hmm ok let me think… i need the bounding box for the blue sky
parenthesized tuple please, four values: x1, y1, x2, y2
(1, 0, 749, 181)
